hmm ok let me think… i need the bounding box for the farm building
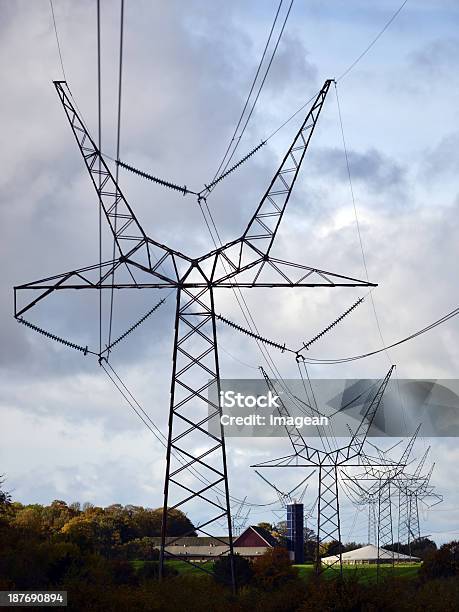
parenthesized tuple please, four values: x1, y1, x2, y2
(153, 525, 278, 561)
(322, 544, 420, 565)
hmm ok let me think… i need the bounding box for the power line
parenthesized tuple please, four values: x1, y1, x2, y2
(48, 7, 92, 139)
(265, 91, 318, 142)
(101, 359, 283, 509)
(198, 201, 311, 418)
(334, 81, 411, 439)
(236, 0, 410, 155)
(334, 82, 391, 365)
(301, 305, 459, 364)
(198, 0, 408, 196)
(49, 0, 66, 81)
(115, 0, 124, 176)
(100, 0, 408, 199)
(218, 344, 259, 370)
(336, 0, 410, 82)
(214, 0, 295, 184)
(209, 0, 284, 187)
(108, 0, 125, 355)
(49, 1, 409, 198)
(97, 0, 103, 356)
(296, 359, 331, 451)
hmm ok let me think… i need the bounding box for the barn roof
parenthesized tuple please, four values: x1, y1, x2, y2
(150, 526, 278, 549)
(245, 525, 279, 547)
(150, 536, 230, 546)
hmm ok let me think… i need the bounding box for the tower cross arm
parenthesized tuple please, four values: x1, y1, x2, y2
(14, 257, 176, 319)
(210, 254, 376, 288)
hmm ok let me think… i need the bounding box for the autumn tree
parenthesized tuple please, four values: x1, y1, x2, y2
(420, 540, 459, 581)
(304, 527, 316, 562)
(252, 547, 298, 590)
(257, 522, 274, 533)
(129, 507, 196, 538)
(213, 554, 253, 587)
(0, 475, 11, 513)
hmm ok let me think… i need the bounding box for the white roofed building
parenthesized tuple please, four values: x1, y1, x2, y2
(322, 544, 420, 565)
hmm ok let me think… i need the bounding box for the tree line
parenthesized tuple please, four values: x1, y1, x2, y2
(1, 477, 459, 611)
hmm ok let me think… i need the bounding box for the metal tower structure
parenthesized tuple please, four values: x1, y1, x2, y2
(343, 474, 396, 581)
(397, 447, 430, 553)
(255, 470, 314, 508)
(215, 495, 252, 537)
(231, 498, 251, 538)
(341, 427, 442, 580)
(14, 78, 376, 590)
(368, 430, 419, 572)
(254, 470, 314, 564)
(252, 366, 395, 575)
(397, 450, 442, 555)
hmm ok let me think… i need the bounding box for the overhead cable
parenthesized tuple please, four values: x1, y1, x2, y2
(336, 0, 409, 82)
(108, 0, 126, 356)
(97, 0, 103, 356)
(208, 0, 285, 187)
(301, 305, 459, 365)
(101, 360, 282, 508)
(217, 0, 410, 171)
(212, 0, 295, 185)
(49, 0, 66, 81)
(200, 0, 408, 194)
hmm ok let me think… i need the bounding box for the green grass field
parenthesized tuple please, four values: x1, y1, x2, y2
(131, 559, 215, 576)
(293, 563, 421, 583)
(132, 559, 421, 583)
(166, 560, 215, 574)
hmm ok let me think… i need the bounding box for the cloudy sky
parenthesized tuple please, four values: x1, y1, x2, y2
(1, 0, 459, 544)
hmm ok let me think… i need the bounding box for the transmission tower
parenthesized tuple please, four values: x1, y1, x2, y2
(255, 470, 314, 508)
(342, 426, 436, 581)
(252, 366, 395, 575)
(397, 449, 442, 555)
(215, 495, 251, 537)
(14, 77, 377, 590)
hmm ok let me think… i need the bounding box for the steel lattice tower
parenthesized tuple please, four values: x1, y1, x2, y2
(14, 79, 376, 590)
(253, 366, 395, 575)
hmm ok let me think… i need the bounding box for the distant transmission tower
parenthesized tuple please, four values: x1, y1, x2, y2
(252, 366, 395, 575)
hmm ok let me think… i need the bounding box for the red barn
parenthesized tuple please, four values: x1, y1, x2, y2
(234, 525, 279, 549)
(153, 525, 279, 561)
